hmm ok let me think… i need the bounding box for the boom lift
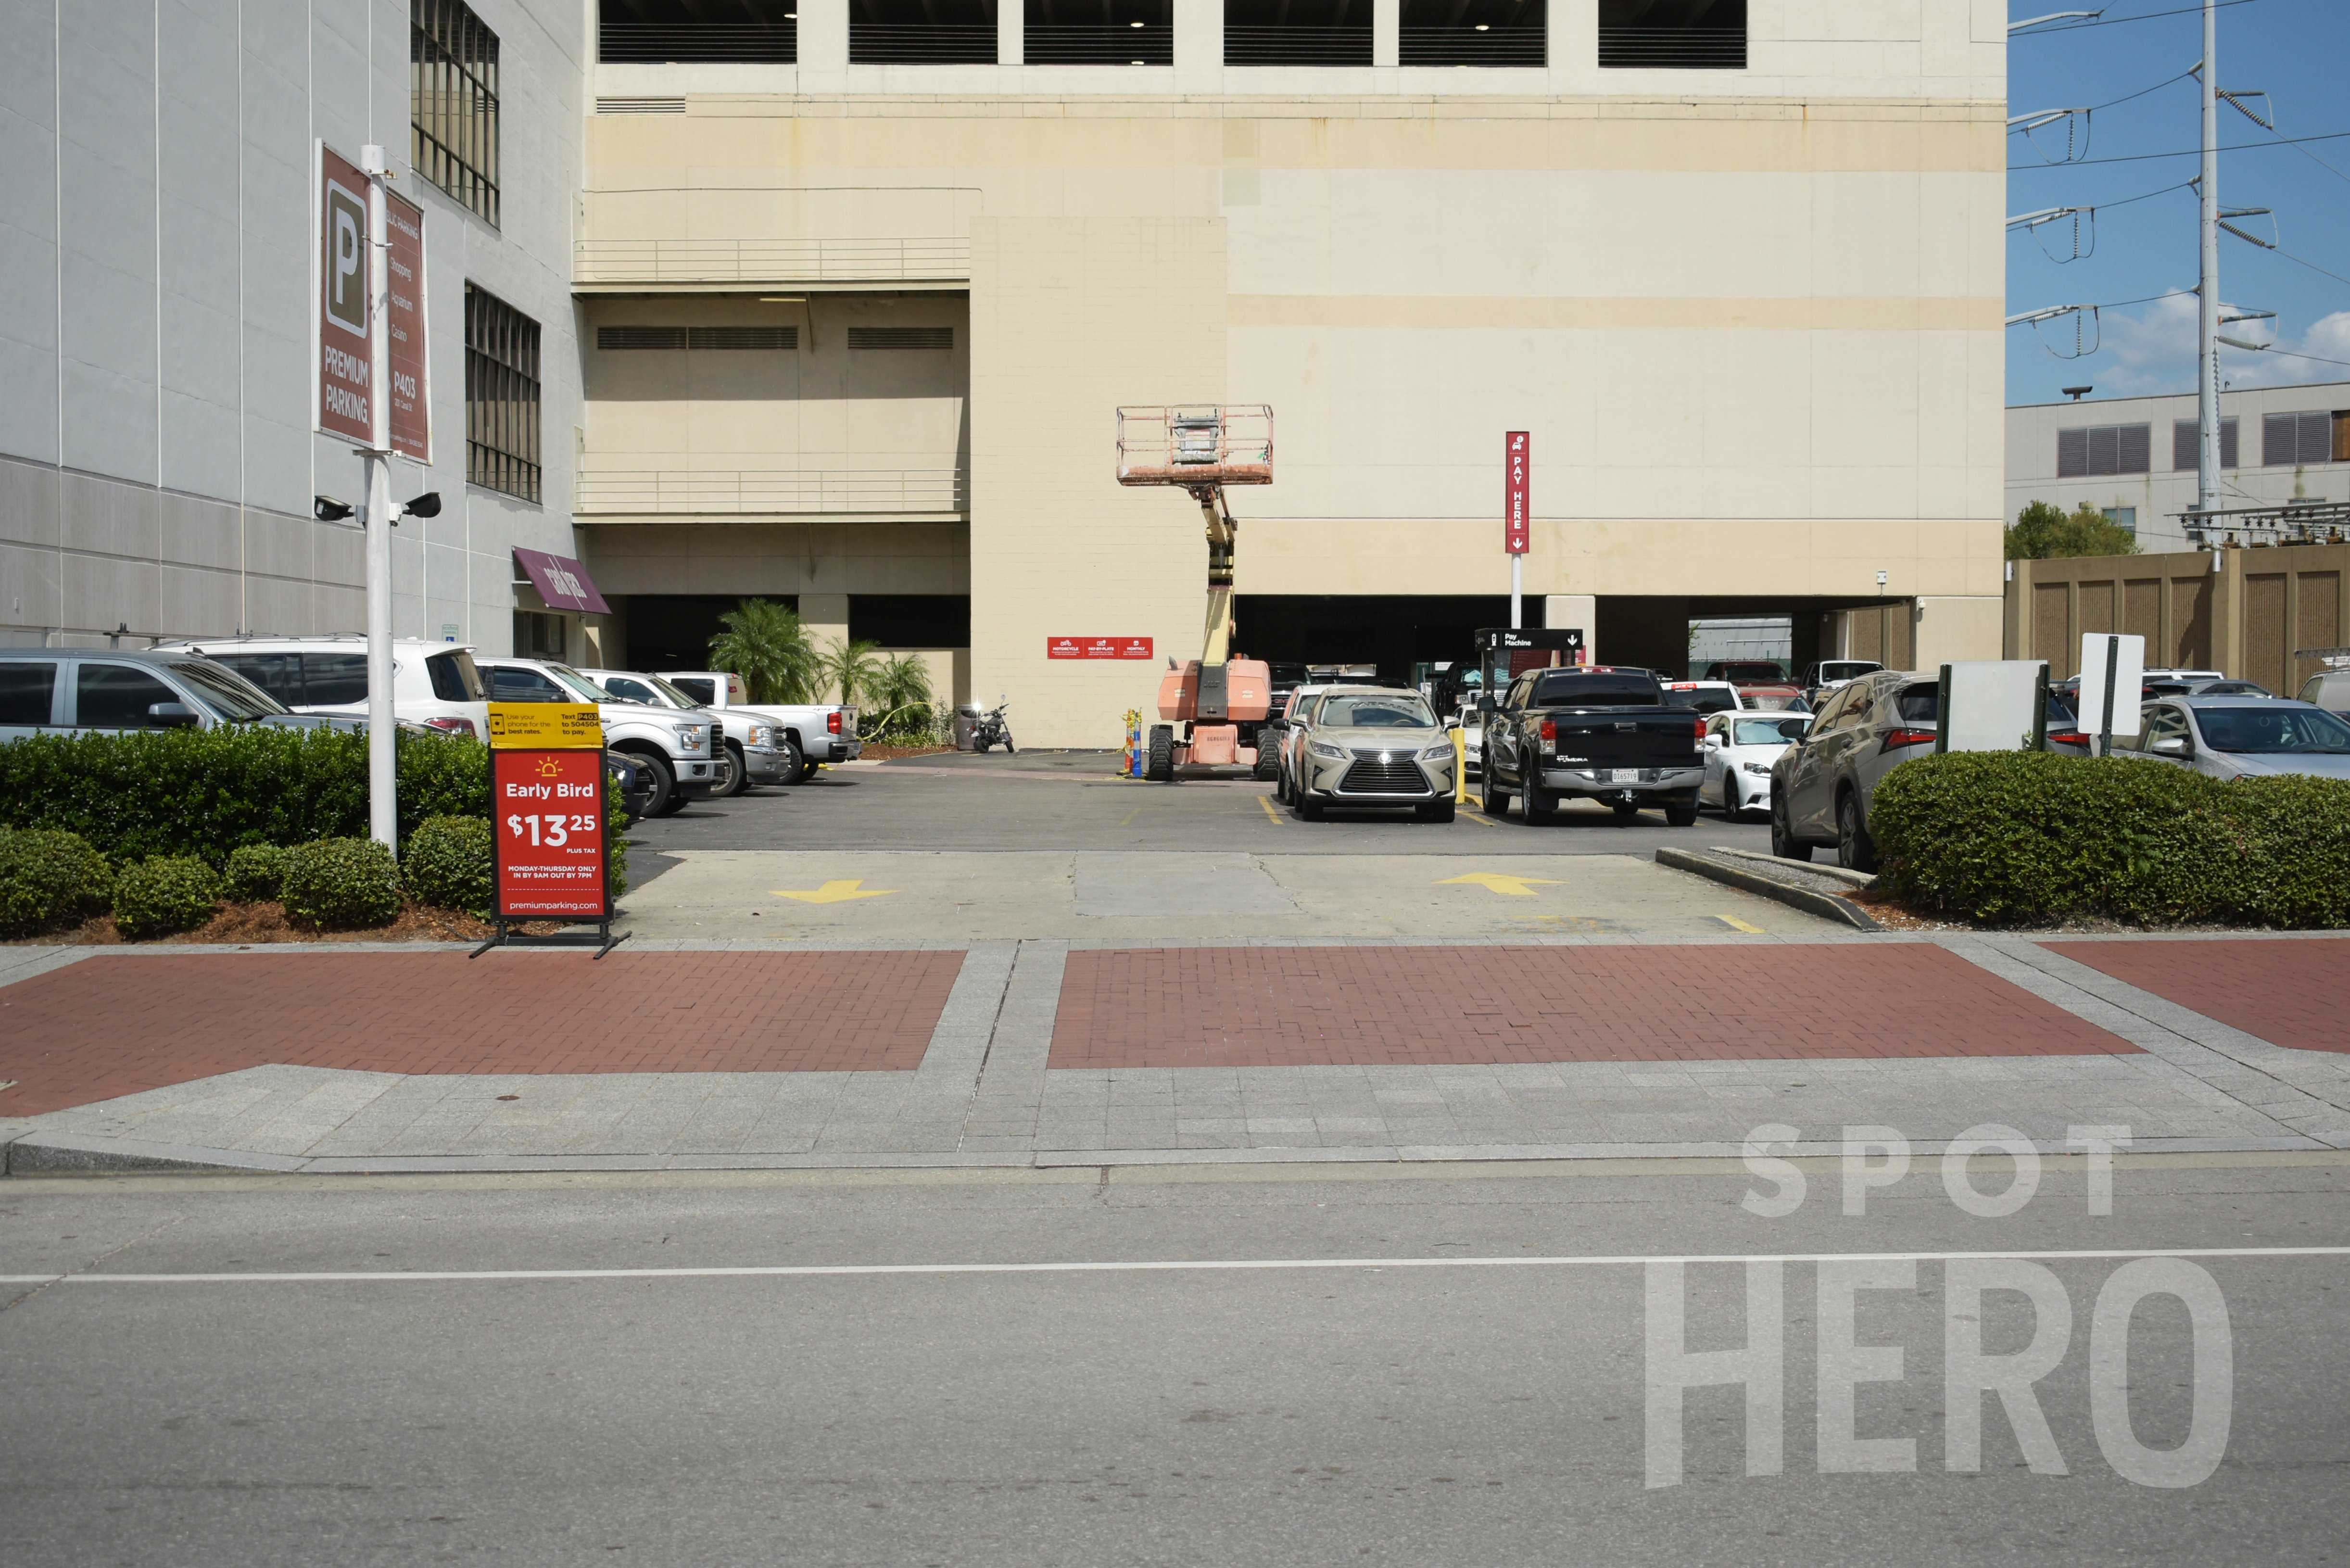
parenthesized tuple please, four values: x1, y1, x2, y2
(1115, 406, 1275, 781)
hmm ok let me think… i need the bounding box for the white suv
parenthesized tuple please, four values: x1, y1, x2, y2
(157, 635, 489, 740)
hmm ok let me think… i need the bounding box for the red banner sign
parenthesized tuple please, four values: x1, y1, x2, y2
(316, 145, 374, 447)
(1047, 636, 1155, 660)
(493, 749, 608, 920)
(382, 185, 430, 462)
(1504, 430, 1530, 556)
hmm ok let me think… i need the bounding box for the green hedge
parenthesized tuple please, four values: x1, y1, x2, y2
(0, 828, 113, 937)
(224, 843, 291, 901)
(0, 726, 488, 867)
(112, 856, 222, 940)
(403, 815, 493, 914)
(1871, 752, 2350, 928)
(280, 837, 404, 930)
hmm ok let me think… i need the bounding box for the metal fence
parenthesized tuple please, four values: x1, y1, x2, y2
(575, 468, 969, 516)
(574, 237, 971, 286)
(1223, 26, 1372, 65)
(1398, 26, 1544, 66)
(1596, 27, 1746, 69)
(848, 23, 998, 62)
(597, 22, 796, 63)
(1023, 23, 1174, 63)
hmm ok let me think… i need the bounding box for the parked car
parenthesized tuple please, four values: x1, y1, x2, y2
(581, 668, 794, 797)
(2114, 696, 2350, 782)
(1263, 683, 1329, 802)
(1704, 660, 1789, 687)
(1481, 666, 1704, 826)
(1770, 669, 1942, 869)
(475, 657, 718, 817)
(659, 670, 859, 782)
(1701, 710, 1812, 818)
(1449, 708, 1484, 779)
(155, 634, 489, 738)
(0, 647, 371, 740)
(1663, 680, 1744, 720)
(604, 749, 656, 823)
(2300, 668, 2350, 716)
(2181, 678, 2273, 698)
(1734, 685, 1809, 712)
(1797, 659, 1884, 706)
(1287, 685, 1457, 822)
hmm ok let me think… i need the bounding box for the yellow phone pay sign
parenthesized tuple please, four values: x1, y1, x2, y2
(487, 703, 604, 750)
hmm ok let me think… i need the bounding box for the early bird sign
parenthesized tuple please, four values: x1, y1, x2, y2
(1437, 872, 1561, 898)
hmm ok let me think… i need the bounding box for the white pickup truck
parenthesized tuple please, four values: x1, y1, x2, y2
(475, 656, 719, 817)
(661, 670, 859, 783)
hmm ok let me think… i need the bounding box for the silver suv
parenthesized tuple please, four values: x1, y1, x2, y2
(1288, 685, 1458, 822)
(1770, 669, 1942, 870)
(0, 647, 362, 740)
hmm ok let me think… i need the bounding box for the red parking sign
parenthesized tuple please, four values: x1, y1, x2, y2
(493, 749, 607, 919)
(1504, 430, 1530, 556)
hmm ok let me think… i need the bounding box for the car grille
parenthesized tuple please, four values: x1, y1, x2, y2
(1338, 751, 1431, 795)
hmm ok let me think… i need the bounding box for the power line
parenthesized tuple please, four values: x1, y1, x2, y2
(2012, 127, 2350, 169)
(2090, 66, 2200, 113)
(2266, 243, 2350, 294)
(2230, 342, 2350, 371)
(2098, 178, 2198, 211)
(2013, 0, 2266, 35)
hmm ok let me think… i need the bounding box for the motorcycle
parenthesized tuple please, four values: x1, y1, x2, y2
(973, 698, 1015, 754)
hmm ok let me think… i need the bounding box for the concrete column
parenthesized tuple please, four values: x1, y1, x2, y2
(1551, 0, 1596, 74)
(800, 0, 849, 89)
(801, 592, 851, 693)
(1916, 596, 2005, 669)
(1174, 0, 1222, 90)
(1373, 0, 1399, 68)
(1544, 594, 1595, 662)
(999, 0, 1023, 64)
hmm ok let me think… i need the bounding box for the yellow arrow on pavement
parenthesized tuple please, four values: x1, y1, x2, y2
(771, 879, 897, 904)
(1437, 872, 1562, 898)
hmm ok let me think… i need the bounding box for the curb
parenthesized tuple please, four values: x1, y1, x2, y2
(1653, 847, 1883, 931)
(3, 1132, 310, 1176)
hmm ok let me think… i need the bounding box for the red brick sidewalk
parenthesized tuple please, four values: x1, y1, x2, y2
(2047, 937, 2350, 1054)
(0, 951, 961, 1115)
(1052, 944, 2137, 1070)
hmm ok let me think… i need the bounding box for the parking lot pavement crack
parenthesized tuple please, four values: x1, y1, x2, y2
(914, 943, 1015, 1092)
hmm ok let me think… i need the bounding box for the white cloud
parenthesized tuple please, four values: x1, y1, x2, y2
(2057, 292, 2350, 395)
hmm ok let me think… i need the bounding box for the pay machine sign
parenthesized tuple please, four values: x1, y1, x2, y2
(487, 703, 607, 921)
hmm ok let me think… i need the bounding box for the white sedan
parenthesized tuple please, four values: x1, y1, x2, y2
(1700, 710, 1813, 817)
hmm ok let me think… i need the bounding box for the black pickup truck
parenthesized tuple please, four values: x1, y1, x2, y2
(1480, 666, 1706, 825)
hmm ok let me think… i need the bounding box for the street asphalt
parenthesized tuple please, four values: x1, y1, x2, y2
(3, 1159, 2345, 1565)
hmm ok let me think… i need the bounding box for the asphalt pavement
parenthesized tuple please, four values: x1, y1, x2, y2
(4, 1159, 2345, 1565)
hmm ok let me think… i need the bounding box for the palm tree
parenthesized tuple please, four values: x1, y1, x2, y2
(865, 653, 937, 737)
(707, 599, 818, 704)
(815, 637, 884, 708)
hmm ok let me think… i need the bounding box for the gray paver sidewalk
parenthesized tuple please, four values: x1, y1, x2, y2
(3, 931, 2342, 1174)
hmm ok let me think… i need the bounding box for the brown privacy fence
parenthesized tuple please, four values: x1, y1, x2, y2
(2005, 541, 2348, 692)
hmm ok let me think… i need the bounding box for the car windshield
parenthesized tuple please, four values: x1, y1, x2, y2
(1732, 716, 1810, 746)
(644, 675, 704, 707)
(1740, 691, 1806, 712)
(2196, 706, 2350, 754)
(546, 664, 617, 704)
(1318, 695, 1436, 729)
(167, 660, 287, 721)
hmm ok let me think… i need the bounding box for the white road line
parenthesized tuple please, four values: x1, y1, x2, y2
(4, 1246, 2349, 1285)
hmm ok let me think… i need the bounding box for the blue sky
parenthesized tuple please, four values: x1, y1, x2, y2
(2006, 0, 2350, 404)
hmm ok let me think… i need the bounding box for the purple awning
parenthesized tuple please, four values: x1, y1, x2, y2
(515, 548, 609, 615)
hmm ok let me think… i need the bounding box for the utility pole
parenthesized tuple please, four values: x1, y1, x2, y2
(361, 144, 397, 850)
(2196, 0, 2223, 520)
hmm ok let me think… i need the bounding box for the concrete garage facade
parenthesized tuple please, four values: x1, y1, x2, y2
(580, 0, 2010, 745)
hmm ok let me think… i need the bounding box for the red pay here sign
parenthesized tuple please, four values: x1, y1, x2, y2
(1504, 430, 1530, 556)
(494, 749, 607, 919)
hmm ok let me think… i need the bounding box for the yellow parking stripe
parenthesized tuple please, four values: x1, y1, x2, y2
(1258, 795, 1285, 825)
(1711, 914, 1766, 934)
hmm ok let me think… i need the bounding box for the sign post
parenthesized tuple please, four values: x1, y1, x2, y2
(473, 703, 626, 959)
(1504, 431, 1530, 628)
(317, 142, 430, 852)
(2076, 632, 2146, 757)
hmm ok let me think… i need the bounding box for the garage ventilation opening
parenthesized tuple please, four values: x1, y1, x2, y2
(847, 327, 954, 350)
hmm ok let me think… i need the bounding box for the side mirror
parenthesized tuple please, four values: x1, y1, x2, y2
(147, 702, 200, 728)
(2150, 736, 2188, 757)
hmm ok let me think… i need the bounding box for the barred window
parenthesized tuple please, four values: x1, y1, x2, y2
(413, 0, 501, 227)
(467, 285, 541, 504)
(2056, 422, 2150, 479)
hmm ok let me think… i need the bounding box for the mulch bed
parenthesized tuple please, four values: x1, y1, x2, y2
(853, 742, 952, 760)
(17, 901, 569, 946)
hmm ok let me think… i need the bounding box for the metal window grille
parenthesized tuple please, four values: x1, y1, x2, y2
(1598, 0, 1744, 69)
(467, 285, 542, 504)
(1224, 0, 1370, 64)
(599, 1, 797, 63)
(2263, 410, 2336, 467)
(1025, 0, 1172, 63)
(1399, 0, 1543, 67)
(2057, 423, 2150, 478)
(849, 0, 998, 63)
(598, 326, 688, 350)
(412, 0, 501, 227)
(688, 326, 797, 350)
(2172, 417, 2240, 470)
(847, 326, 953, 350)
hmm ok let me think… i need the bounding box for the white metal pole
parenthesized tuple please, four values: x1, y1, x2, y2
(1510, 554, 1522, 630)
(361, 145, 397, 851)
(2196, 0, 2222, 519)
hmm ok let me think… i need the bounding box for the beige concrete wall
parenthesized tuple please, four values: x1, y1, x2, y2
(581, 522, 971, 596)
(968, 216, 1227, 747)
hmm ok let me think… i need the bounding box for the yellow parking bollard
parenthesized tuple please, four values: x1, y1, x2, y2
(1451, 726, 1467, 803)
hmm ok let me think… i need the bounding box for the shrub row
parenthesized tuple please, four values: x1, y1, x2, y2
(1870, 752, 2350, 928)
(0, 827, 417, 939)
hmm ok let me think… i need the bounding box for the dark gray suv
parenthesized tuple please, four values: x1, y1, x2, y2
(1769, 669, 1942, 870)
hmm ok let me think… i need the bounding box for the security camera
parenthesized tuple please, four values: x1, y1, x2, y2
(314, 495, 355, 522)
(402, 492, 442, 519)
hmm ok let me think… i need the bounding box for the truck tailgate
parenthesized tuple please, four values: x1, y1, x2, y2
(1547, 712, 1699, 767)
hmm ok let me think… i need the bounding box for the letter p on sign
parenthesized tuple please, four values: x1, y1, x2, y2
(326, 181, 367, 340)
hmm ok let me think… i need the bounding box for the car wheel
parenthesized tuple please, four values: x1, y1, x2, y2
(1522, 778, 1554, 823)
(1418, 799, 1456, 823)
(777, 734, 805, 784)
(716, 742, 748, 798)
(795, 757, 821, 784)
(1665, 803, 1698, 827)
(1770, 795, 1811, 862)
(1482, 780, 1512, 817)
(1837, 791, 1878, 873)
(1295, 792, 1324, 821)
(629, 751, 679, 818)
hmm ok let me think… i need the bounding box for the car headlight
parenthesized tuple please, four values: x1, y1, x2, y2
(1308, 740, 1347, 760)
(1742, 761, 1773, 775)
(678, 725, 705, 747)
(751, 724, 778, 746)
(1419, 742, 1455, 760)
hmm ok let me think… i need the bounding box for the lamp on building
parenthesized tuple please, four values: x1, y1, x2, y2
(314, 495, 354, 522)
(401, 492, 443, 519)
(2062, 385, 2093, 401)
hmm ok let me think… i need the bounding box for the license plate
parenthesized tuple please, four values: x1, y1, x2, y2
(1610, 769, 1639, 784)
